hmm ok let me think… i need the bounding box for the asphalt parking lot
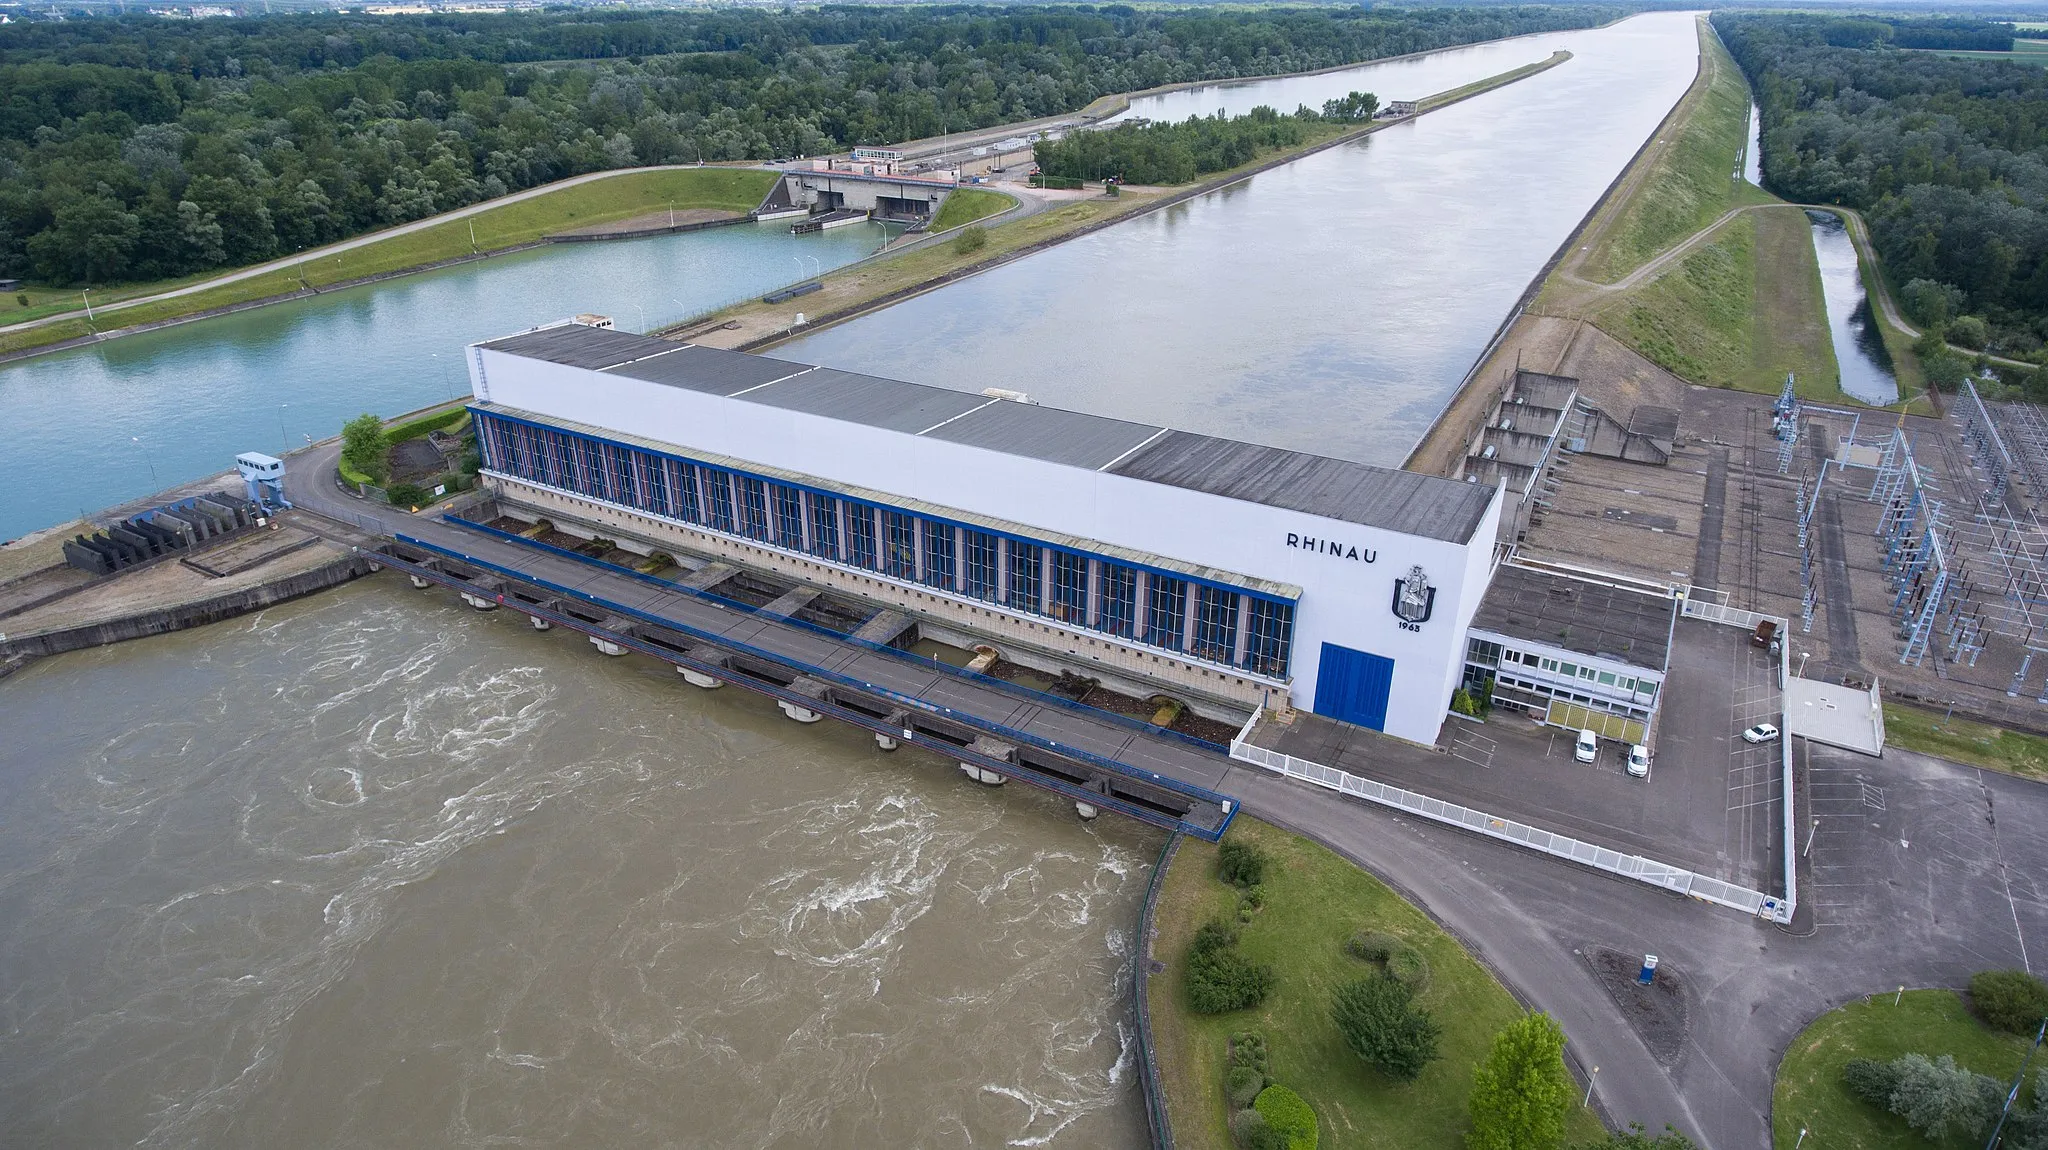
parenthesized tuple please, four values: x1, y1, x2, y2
(1253, 617, 1783, 888)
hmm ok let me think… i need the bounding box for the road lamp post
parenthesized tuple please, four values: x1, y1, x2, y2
(131, 436, 155, 484)
(278, 403, 289, 453)
(1583, 1066, 1598, 1108)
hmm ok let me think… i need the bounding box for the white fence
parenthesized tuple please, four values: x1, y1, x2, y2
(1231, 720, 1790, 922)
(1680, 596, 1771, 631)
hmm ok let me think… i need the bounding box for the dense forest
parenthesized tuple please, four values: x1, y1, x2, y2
(1716, 12, 2048, 353)
(0, 4, 1619, 287)
(1036, 93, 1377, 185)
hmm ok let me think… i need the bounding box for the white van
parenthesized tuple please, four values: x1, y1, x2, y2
(1574, 729, 1598, 763)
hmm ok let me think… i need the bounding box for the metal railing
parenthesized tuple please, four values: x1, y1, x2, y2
(1132, 834, 1179, 1150)
(1680, 596, 1772, 631)
(392, 534, 1239, 834)
(1229, 716, 1790, 922)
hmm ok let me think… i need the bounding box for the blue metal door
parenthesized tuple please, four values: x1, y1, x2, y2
(1313, 643, 1395, 731)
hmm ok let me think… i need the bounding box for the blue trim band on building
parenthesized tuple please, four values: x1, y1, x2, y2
(471, 405, 1299, 680)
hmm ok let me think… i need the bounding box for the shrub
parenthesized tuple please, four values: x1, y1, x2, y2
(1467, 1012, 1573, 1150)
(1229, 1107, 1287, 1150)
(1228, 1031, 1270, 1075)
(14, 293, 26, 307)
(1972, 969, 2048, 1034)
(1568, 1124, 1697, 1149)
(1253, 1085, 1318, 1150)
(1330, 975, 1441, 1081)
(1346, 930, 1401, 963)
(385, 482, 433, 508)
(952, 224, 988, 255)
(1887, 1052, 2003, 1140)
(1842, 1057, 1901, 1106)
(1187, 940, 1277, 1014)
(1219, 838, 1268, 887)
(1193, 920, 1238, 955)
(1226, 1064, 1266, 1108)
(1949, 315, 1990, 350)
(1451, 688, 1480, 717)
(1385, 945, 1430, 991)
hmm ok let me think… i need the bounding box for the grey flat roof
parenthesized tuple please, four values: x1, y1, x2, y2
(475, 322, 1495, 544)
(1470, 564, 1674, 672)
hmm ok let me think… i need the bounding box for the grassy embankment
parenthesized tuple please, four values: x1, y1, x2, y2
(1881, 703, 2048, 780)
(929, 187, 1015, 232)
(697, 52, 1572, 350)
(0, 168, 776, 358)
(1774, 990, 2033, 1149)
(1540, 21, 1872, 406)
(1150, 818, 1605, 1150)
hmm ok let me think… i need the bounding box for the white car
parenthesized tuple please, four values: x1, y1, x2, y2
(1627, 744, 1650, 777)
(1741, 723, 1781, 744)
(1574, 729, 1598, 763)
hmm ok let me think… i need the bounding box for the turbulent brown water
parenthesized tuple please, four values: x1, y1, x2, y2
(0, 581, 1159, 1147)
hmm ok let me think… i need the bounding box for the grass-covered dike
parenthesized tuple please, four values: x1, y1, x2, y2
(1148, 817, 1606, 1149)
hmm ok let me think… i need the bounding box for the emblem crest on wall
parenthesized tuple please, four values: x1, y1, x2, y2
(1391, 565, 1436, 625)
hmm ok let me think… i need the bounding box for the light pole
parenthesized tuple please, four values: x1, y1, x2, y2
(1803, 816, 1820, 857)
(1798, 650, 1811, 679)
(634, 302, 646, 333)
(1583, 1066, 1598, 1108)
(131, 436, 155, 484)
(278, 403, 289, 453)
(1795, 1129, 1807, 1149)
(81, 287, 96, 332)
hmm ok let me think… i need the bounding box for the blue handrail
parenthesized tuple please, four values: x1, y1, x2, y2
(439, 513, 1235, 753)
(393, 533, 1240, 818)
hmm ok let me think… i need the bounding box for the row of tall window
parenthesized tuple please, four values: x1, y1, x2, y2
(476, 411, 1295, 678)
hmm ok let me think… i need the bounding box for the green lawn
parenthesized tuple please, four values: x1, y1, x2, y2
(1581, 24, 1755, 283)
(1149, 818, 1607, 1150)
(1774, 990, 2033, 1149)
(0, 167, 776, 358)
(931, 187, 1015, 232)
(1882, 703, 2048, 780)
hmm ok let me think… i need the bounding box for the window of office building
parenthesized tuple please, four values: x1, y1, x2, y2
(645, 454, 670, 518)
(1006, 540, 1043, 614)
(845, 502, 878, 570)
(1095, 564, 1137, 638)
(738, 476, 771, 542)
(611, 444, 638, 508)
(1245, 598, 1294, 677)
(675, 463, 702, 524)
(1050, 550, 1089, 624)
(774, 485, 804, 550)
(882, 511, 918, 580)
(1146, 575, 1187, 650)
(922, 521, 955, 590)
(808, 494, 840, 561)
(963, 530, 999, 601)
(1191, 585, 1239, 663)
(580, 438, 609, 502)
(704, 469, 736, 533)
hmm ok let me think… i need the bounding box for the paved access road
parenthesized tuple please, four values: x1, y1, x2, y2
(284, 443, 2048, 1150)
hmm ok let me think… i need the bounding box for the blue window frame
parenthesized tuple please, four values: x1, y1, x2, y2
(1245, 597, 1295, 678)
(963, 530, 999, 601)
(1050, 550, 1089, 624)
(546, 431, 573, 489)
(1146, 575, 1187, 651)
(845, 502, 878, 569)
(676, 463, 701, 523)
(808, 494, 840, 560)
(1096, 563, 1137, 638)
(738, 476, 771, 541)
(882, 510, 917, 579)
(922, 521, 955, 590)
(774, 485, 804, 550)
(1006, 540, 1043, 614)
(1192, 585, 1240, 664)
(611, 444, 638, 509)
(646, 453, 670, 517)
(704, 469, 735, 533)
(579, 439, 608, 501)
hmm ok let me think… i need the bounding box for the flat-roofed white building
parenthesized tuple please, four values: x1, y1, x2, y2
(465, 320, 1503, 745)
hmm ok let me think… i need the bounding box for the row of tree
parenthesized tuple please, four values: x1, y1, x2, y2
(1034, 92, 1381, 185)
(0, 4, 1621, 287)
(1717, 13, 2048, 350)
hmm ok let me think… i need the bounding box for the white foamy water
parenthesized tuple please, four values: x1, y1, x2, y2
(0, 580, 1159, 1146)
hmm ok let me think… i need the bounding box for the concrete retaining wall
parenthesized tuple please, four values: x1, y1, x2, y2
(0, 553, 376, 659)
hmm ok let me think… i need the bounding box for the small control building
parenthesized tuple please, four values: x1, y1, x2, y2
(465, 320, 1503, 745)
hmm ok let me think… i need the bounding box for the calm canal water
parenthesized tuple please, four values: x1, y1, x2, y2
(0, 15, 1707, 1146)
(1744, 102, 1763, 185)
(1807, 211, 1898, 406)
(0, 220, 888, 541)
(0, 583, 1160, 1147)
(783, 11, 1702, 468)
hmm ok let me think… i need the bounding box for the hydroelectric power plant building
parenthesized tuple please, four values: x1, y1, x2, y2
(465, 320, 1516, 746)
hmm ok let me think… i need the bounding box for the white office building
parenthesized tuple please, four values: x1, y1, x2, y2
(466, 320, 1504, 746)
